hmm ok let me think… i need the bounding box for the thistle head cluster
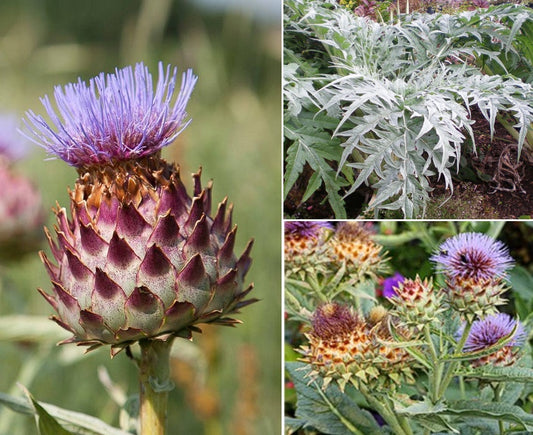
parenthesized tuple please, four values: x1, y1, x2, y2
(431, 233, 513, 319)
(25, 63, 255, 354)
(301, 303, 414, 392)
(457, 313, 527, 367)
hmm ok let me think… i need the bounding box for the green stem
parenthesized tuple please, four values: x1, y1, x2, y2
(139, 338, 174, 435)
(437, 321, 473, 399)
(496, 114, 533, 153)
(493, 383, 505, 435)
(424, 324, 440, 403)
(360, 385, 411, 435)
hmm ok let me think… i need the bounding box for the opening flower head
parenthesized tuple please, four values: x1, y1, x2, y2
(457, 313, 527, 353)
(284, 221, 332, 270)
(431, 232, 514, 281)
(24, 62, 197, 167)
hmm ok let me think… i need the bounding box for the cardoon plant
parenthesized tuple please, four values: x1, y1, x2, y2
(286, 224, 533, 435)
(24, 62, 256, 435)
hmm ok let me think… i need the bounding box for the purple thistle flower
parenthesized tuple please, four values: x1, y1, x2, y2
(457, 313, 527, 352)
(431, 233, 513, 281)
(0, 113, 28, 161)
(381, 272, 405, 298)
(284, 221, 333, 239)
(23, 62, 197, 167)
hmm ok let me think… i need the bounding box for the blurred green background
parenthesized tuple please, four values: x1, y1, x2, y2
(0, 0, 281, 434)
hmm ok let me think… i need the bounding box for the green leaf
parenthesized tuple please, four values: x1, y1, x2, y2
(286, 362, 383, 435)
(0, 391, 130, 435)
(301, 171, 322, 203)
(443, 401, 533, 431)
(509, 265, 533, 303)
(0, 315, 69, 344)
(456, 365, 533, 383)
(24, 389, 74, 435)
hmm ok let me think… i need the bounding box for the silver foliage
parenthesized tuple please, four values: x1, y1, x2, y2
(284, 0, 533, 217)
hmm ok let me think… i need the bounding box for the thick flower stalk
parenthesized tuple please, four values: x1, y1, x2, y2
(0, 114, 43, 261)
(26, 62, 255, 434)
(300, 303, 414, 393)
(431, 233, 513, 319)
(456, 313, 527, 367)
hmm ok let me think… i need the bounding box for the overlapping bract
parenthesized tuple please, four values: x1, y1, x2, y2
(39, 156, 255, 354)
(389, 276, 444, 327)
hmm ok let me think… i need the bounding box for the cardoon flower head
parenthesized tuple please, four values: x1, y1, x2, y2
(27, 62, 255, 354)
(285, 221, 332, 238)
(456, 313, 527, 367)
(24, 62, 196, 167)
(301, 302, 414, 392)
(431, 233, 513, 281)
(389, 276, 444, 327)
(284, 221, 332, 276)
(325, 221, 387, 280)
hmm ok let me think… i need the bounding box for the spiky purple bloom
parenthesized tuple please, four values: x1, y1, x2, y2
(381, 272, 405, 298)
(457, 313, 527, 352)
(431, 233, 513, 281)
(284, 221, 333, 239)
(0, 113, 28, 161)
(23, 62, 197, 167)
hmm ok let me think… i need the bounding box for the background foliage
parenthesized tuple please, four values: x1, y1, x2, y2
(0, 1, 281, 434)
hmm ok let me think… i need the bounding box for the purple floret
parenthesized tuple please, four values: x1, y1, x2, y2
(456, 313, 527, 352)
(23, 62, 197, 167)
(284, 221, 333, 239)
(431, 232, 513, 281)
(381, 272, 405, 298)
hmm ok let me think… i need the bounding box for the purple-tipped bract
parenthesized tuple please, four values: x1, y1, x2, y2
(24, 62, 197, 167)
(431, 232, 513, 281)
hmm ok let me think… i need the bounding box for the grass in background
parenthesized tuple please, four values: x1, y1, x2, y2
(0, 1, 281, 434)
